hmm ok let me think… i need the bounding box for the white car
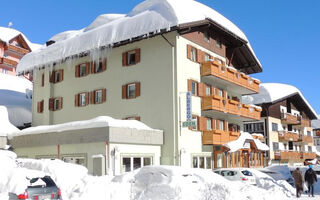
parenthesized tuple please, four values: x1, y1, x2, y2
(213, 168, 256, 185)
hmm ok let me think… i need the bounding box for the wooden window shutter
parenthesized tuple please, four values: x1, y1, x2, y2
(135, 116, 141, 121)
(85, 92, 89, 106)
(91, 61, 95, 74)
(135, 49, 140, 64)
(212, 119, 216, 130)
(49, 98, 54, 111)
(37, 102, 40, 113)
(59, 97, 63, 110)
(200, 117, 207, 131)
(122, 52, 127, 66)
(102, 59, 107, 72)
(216, 120, 220, 130)
(49, 71, 55, 83)
(59, 69, 63, 82)
(198, 83, 206, 97)
(187, 45, 191, 60)
(122, 85, 127, 99)
(196, 49, 202, 63)
(224, 121, 228, 131)
(41, 73, 44, 87)
(102, 89, 106, 102)
(90, 91, 94, 104)
(188, 79, 192, 92)
(135, 82, 141, 97)
(75, 94, 79, 107)
(75, 65, 80, 77)
(86, 62, 90, 75)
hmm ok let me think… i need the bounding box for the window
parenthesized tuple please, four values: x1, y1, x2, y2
(75, 92, 89, 107)
(190, 47, 197, 62)
(121, 156, 153, 173)
(123, 116, 141, 121)
(216, 40, 222, 48)
(37, 100, 44, 113)
(272, 123, 278, 131)
(95, 90, 102, 104)
(127, 84, 136, 98)
(288, 141, 293, 150)
(205, 85, 211, 96)
(219, 120, 224, 131)
(90, 89, 106, 104)
(49, 97, 62, 111)
(206, 118, 212, 130)
(204, 54, 210, 62)
(204, 31, 210, 42)
(79, 63, 87, 77)
(122, 49, 140, 66)
(62, 155, 86, 167)
(191, 81, 198, 95)
(41, 73, 44, 87)
(122, 82, 140, 99)
(49, 69, 63, 83)
(192, 116, 198, 130)
(2, 69, 8, 74)
(192, 155, 211, 169)
(272, 142, 279, 151)
(307, 131, 311, 136)
(217, 89, 223, 97)
(79, 93, 87, 106)
(308, 146, 312, 152)
(244, 122, 264, 133)
(92, 59, 106, 73)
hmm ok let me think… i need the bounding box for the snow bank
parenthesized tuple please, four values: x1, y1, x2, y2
(17, 0, 260, 74)
(9, 116, 155, 138)
(0, 106, 19, 136)
(224, 132, 269, 152)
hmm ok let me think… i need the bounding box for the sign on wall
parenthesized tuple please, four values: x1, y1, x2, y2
(186, 92, 192, 121)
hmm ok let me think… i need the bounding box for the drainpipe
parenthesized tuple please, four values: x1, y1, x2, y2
(161, 34, 177, 165)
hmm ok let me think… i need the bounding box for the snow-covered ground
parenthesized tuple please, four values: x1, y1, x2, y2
(2, 150, 320, 200)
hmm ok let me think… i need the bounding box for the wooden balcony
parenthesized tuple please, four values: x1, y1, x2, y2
(297, 118, 310, 127)
(202, 130, 240, 145)
(280, 113, 300, 125)
(202, 96, 261, 120)
(201, 61, 260, 94)
(274, 151, 301, 160)
(300, 135, 313, 143)
(278, 131, 299, 142)
(303, 152, 316, 160)
(5, 44, 30, 57)
(0, 56, 18, 68)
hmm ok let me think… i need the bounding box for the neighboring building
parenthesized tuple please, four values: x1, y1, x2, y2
(15, 0, 264, 174)
(243, 83, 318, 166)
(0, 27, 41, 80)
(311, 119, 320, 153)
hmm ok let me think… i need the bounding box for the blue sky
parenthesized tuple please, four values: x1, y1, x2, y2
(1, 0, 320, 114)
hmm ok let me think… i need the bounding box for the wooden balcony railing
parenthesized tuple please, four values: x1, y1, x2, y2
(303, 152, 316, 159)
(202, 130, 240, 145)
(202, 96, 261, 120)
(299, 118, 311, 127)
(278, 131, 299, 142)
(5, 44, 30, 56)
(300, 135, 313, 143)
(0, 56, 18, 67)
(280, 113, 300, 125)
(201, 61, 260, 93)
(274, 151, 316, 160)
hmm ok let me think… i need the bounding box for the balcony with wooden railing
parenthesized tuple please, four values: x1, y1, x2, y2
(274, 151, 301, 160)
(201, 61, 260, 94)
(299, 135, 313, 143)
(303, 152, 316, 159)
(0, 56, 18, 68)
(4, 44, 30, 57)
(202, 130, 240, 145)
(278, 131, 299, 142)
(280, 113, 300, 125)
(202, 96, 261, 120)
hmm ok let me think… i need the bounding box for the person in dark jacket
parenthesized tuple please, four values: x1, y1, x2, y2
(305, 165, 317, 197)
(292, 167, 304, 197)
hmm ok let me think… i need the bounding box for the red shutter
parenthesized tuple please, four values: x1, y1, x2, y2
(135, 49, 140, 64)
(41, 101, 44, 113)
(197, 116, 200, 131)
(86, 62, 90, 75)
(102, 89, 106, 102)
(59, 69, 63, 82)
(198, 83, 206, 97)
(49, 71, 55, 83)
(102, 59, 107, 72)
(75, 94, 79, 107)
(212, 119, 216, 130)
(41, 73, 44, 87)
(135, 82, 141, 97)
(49, 98, 54, 111)
(199, 117, 206, 131)
(85, 92, 89, 106)
(196, 49, 202, 63)
(91, 61, 95, 74)
(59, 97, 63, 110)
(187, 45, 191, 60)
(122, 52, 127, 66)
(188, 79, 192, 92)
(122, 85, 127, 99)
(75, 65, 80, 77)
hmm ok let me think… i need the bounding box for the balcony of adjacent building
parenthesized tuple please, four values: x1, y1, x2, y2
(278, 131, 314, 143)
(202, 95, 262, 121)
(274, 151, 316, 160)
(4, 44, 30, 59)
(280, 113, 310, 127)
(0, 56, 18, 69)
(201, 60, 260, 95)
(202, 129, 240, 145)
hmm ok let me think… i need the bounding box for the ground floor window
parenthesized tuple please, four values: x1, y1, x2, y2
(62, 155, 86, 167)
(121, 155, 153, 173)
(192, 155, 212, 169)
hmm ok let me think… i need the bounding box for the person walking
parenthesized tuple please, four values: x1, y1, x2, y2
(292, 167, 304, 197)
(305, 165, 317, 197)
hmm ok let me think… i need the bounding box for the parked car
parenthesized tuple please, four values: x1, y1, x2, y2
(266, 165, 295, 186)
(9, 175, 61, 200)
(213, 168, 256, 185)
(258, 168, 285, 181)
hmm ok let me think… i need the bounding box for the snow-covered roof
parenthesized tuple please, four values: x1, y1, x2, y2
(0, 74, 32, 127)
(224, 132, 269, 152)
(0, 27, 42, 51)
(9, 116, 157, 138)
(17, 0, 260, 74)
(242, 83, 318, 119)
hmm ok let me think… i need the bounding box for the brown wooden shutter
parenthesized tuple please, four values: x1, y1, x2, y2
(135, 82, 141, 97)
(49, 98, 54, 111)
(199, 117, 206, 131)
(188, 79, 192, 92)
(75, 65, 80, 77)
(198, 83, 206, 97)
(49, 71, 55, 83)
(224, 121, 228, 131)
(122, 85, 127, 99)
(216, 120, 220, 130)
(75, 94, 79, 107)
(135, 49, 140, 64)
(85, 92, 89, 106)
(102, 89, 106, 102)
(37, 102, 40, 113)
(90, 91, 95, 104)
(212, 119, 216, 130)
(135, 116, 141, 121)
(122, 52, 127, 66)
(59, 69, 63, 82)
(187, 45, 191, 60)
(196, 49, 202, 63)
(41, 73, 44, 87)
(102, 59, 107, 72)
(86, 62, 90, 75)
(59, 97, 63, 110)
(222, 90, 226, 99)
(91, 61, 95, 74)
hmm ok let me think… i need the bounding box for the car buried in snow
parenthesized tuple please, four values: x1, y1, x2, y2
(9, 175, 62, 200)
(213, 168, 256, 185)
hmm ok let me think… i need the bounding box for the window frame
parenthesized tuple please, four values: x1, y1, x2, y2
(192, 155, 212, 169)
(79, 63, 87, 77)
(190, 47, 197, 62)
(79, 93, 87, 107)
(127, 83, 136, 99)
(121, 154, 153, 173)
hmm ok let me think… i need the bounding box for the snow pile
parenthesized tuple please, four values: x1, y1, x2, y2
(0, 27, 42, 51)
(17, 0, 260, 74)
(266, 165, 294, 183)
(9, 116, 155, 138)
(0, 107, 19, 136)
(0, 73, 32, 128)
(224, 132, 269, 152)
(242, 83, 318, 119)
